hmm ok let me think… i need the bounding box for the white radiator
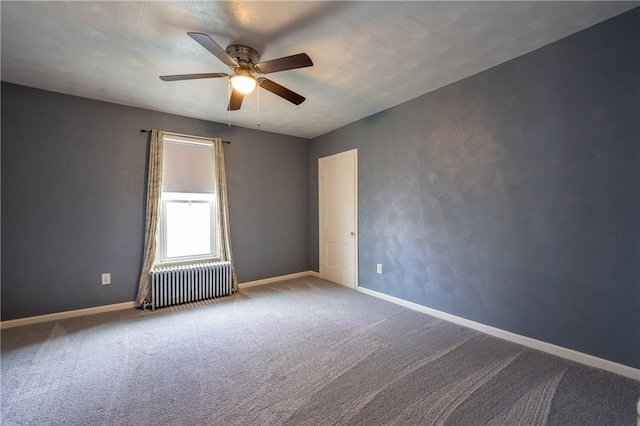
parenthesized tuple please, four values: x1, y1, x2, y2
(149, 261, 232, 310)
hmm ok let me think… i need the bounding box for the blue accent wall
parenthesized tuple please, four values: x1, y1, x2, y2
(310, 9, 639, 368)
(1, 83, 310, 320)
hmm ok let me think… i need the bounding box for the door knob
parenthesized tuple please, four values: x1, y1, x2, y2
(350, 232, 356, 237)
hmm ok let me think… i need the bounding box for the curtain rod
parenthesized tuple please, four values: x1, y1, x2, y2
(140, 129, 230, 144)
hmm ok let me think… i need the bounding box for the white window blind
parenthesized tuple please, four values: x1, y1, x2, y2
(162, 134, 215, 193)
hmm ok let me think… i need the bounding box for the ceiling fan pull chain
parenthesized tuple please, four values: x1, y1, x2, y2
(257, 83, 261, 127)
(227, 80, 231, 127)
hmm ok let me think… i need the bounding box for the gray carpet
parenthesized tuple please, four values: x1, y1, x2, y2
(2, 277, 638, 425)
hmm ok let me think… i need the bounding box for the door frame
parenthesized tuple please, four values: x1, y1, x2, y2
(318, 148, 358, 290)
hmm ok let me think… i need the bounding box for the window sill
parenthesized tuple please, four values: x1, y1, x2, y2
(153, 258, 221, 269)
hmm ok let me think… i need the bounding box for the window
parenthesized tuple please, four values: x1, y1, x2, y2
(161, 192, 216, 261)
(156, 134, 218, 265)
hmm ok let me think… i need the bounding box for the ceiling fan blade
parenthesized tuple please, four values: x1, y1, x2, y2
(187, 32, 238, 68)
(255, 53, 313, 74)
(228, 89, 244, 111)
(159, 72, 228, 82)
(258, 78, 305, 105)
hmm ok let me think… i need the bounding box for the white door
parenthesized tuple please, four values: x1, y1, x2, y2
(319, 149, 358, 289)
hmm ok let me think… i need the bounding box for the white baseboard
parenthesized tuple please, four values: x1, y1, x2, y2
(0, 301, 136, 330)
(357, 286, 640, 381)
(238, 270, 319, 289)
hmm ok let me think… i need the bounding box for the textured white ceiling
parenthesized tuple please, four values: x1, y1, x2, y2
(1, 1, 637, 139)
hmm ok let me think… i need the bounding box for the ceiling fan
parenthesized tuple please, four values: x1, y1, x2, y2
(160, 32, 313, 111)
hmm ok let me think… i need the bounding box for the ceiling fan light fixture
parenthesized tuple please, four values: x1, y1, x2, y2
(230, 72, 256, 94)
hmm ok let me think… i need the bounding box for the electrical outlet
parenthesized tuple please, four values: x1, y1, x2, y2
(101, 273, 111, 285)
(376, 264, 383, 274)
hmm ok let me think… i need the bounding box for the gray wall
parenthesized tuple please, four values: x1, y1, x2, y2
(310, 9, 639, 368)
(1, 82, 309, 320)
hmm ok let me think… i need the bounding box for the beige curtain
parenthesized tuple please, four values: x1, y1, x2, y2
(214, 138, 238, 292)
(136, 130, 163, 304)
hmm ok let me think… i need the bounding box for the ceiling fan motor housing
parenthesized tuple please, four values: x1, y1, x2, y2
(226, 44, 260, 71)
